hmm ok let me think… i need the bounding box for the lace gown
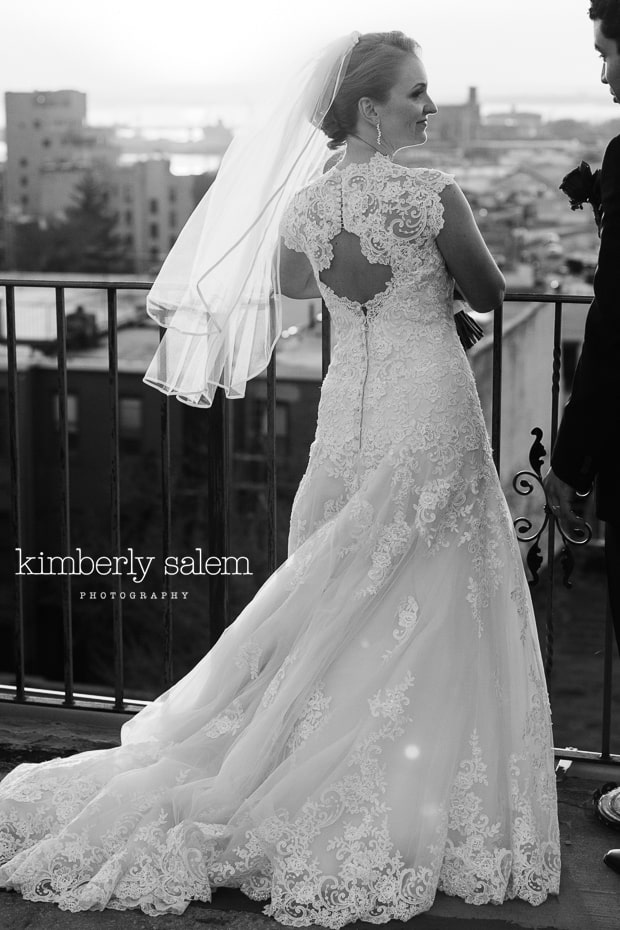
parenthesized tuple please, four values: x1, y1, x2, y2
(0, 153, 560, 927)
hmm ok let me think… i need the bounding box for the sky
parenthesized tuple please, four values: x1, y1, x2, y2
(1, 0, 618, 127)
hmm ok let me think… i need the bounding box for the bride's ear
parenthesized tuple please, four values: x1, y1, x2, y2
(357, 96, 379, 127)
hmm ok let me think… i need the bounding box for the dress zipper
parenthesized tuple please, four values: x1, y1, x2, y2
(359, 307, 369, 453)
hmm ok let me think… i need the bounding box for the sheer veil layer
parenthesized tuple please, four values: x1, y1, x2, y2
(143, 32, 359, 407)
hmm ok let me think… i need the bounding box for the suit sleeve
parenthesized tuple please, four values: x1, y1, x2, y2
(551, 135, 620, 492)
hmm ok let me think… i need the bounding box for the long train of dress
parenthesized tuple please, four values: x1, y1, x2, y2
(0, 155, 560, 927)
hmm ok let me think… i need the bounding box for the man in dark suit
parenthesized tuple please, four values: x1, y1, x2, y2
(544, 0, 620, 876)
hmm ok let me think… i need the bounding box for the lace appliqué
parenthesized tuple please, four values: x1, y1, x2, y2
(262, 651, 299, 709)
(337, 496, 375, 559)
(511, 575, 532, 645)
(355, 510, 412, 600)
(257, 670, 432, 928)
(234, 640, 262, 680)
(368, 671, 415, 721)
(286, 519, 333, 589)
(382, 595, 420, 661)
(285, 681, 332, 755)
(280, 157, 454, 278)
(438, 727, 560, 906)
(201, 700, 244, 739)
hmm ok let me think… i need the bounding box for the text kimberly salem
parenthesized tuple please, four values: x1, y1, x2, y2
(14, 548, 253, 584)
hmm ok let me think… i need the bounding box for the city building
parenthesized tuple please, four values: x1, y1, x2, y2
(482, 107, 545, 141)
(431, 87, 481, 148)
(2, 91, 217, 273)
(3, 90, 119, 267)
(4, 91, 117, 220)
(200, 119, 234, 156)
(0, 162, 5, 266)
(115, 119, 233, 163)
(108, 159, 197, 273)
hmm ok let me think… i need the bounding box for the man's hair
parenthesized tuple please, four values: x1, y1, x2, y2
(590, 0, 620, 48)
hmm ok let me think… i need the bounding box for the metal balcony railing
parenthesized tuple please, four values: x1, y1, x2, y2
(0, 278, 616, 766)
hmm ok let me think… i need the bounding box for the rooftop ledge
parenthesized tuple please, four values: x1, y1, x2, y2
(1, 701, 620, 929)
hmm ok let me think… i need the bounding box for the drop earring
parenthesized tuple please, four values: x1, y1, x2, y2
(376, 121, 382, 146)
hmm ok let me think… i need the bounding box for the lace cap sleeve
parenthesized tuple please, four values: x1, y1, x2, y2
(413, 168, 457, 238)
(279, 191, 307, 254)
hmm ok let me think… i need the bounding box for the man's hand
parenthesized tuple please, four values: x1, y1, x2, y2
(543, 468, 589, 541)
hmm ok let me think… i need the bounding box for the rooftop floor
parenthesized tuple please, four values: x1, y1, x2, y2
(1, 702, 619, 930)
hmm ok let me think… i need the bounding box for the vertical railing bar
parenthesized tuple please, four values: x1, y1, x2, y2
(5, 285, 25, 702)
(206, 389, 230, 643)
(549, 301, 563, 448)
(55, 286, 74, 706)
(107, 288, 124, 710)
(157, 329, 173, 688)
(601, 518, 615, 759)
(601, 595, 613, 760)
(321, 299, 331, 381)
(491, 301, 503, 473)
(266, 353, 277, 574)
(543, 300, 563, 678)
(221, 394, 230, 630)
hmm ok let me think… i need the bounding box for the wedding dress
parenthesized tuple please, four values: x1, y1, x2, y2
(0, 153, 560, 927)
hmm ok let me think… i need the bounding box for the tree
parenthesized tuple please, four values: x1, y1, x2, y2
(12, 219, 50, 272)
(41, 170, 130, 274)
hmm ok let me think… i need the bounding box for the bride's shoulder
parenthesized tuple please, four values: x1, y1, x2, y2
(285, 171, 336, 210)
(395, 163, 456, 194)
(280, 172, 335, 235)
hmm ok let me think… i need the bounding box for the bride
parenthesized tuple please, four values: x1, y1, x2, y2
(0, 30, 560, 927)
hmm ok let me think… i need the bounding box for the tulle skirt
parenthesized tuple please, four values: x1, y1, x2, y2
(0, 436, 560, 927)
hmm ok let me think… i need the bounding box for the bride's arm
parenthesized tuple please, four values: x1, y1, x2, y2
(278, 240, 321, 299)
(435, 183, 505, 313)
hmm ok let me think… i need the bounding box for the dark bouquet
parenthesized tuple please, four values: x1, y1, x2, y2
(453, 289, 485, 351)
(559, 160, 602, 230)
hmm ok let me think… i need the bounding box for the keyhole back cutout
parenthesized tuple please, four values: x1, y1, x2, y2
(319, 230, 393, 307)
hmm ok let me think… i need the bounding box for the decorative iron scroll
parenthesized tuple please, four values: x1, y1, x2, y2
(513, 427, 592, 588)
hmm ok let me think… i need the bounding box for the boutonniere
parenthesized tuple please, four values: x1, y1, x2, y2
(559, 160, 602, 229)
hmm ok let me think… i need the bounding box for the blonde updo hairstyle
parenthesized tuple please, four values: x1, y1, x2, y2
(320, 31, 421, 150)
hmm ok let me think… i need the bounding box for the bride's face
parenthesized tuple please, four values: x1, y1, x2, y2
(372, 54, 437, 150)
